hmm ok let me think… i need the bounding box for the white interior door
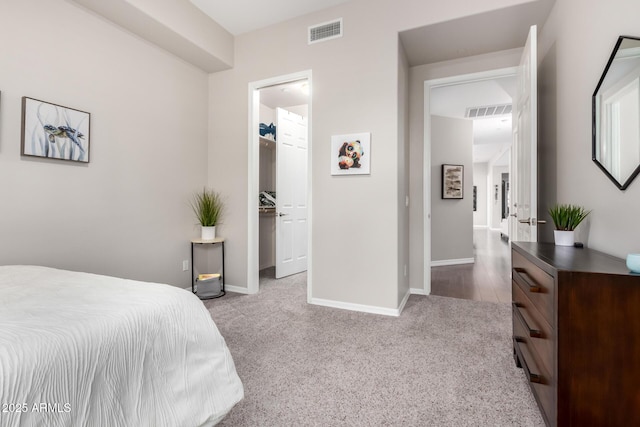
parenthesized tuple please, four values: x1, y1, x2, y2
(276, 107, 308, 278)
(511, 25, 539, 242)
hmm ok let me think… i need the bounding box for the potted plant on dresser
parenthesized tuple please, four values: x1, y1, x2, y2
(549, 204, 591, 246)
(190, 188, 224, 240)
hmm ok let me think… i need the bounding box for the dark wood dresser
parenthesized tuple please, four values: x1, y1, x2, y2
(511, 242, 640, 426)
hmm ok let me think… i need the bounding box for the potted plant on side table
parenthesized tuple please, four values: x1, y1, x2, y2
(548, 204, 591, 246)
(190, 188, 224, 240)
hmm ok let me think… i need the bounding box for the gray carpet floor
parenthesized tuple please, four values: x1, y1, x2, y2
(205, 269, 544, 426)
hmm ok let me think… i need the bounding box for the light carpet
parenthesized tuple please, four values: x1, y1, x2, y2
(205, 269, 544, 426)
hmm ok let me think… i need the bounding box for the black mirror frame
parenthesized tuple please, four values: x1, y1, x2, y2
(592, 35, 640, 191)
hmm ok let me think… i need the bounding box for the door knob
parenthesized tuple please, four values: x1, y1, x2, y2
(277, 212, 288, 217)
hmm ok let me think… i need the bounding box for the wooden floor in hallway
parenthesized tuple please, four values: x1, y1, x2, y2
(431, 228, 511, 303)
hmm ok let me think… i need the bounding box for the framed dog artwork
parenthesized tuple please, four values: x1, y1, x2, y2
(331, 132, 371, 175)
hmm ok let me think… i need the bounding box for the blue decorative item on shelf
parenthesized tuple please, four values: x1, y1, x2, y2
(626, 253, 640, 274)
(259, 122, 276, 140)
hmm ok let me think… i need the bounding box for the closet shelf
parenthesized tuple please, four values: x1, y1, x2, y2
(259, 206, 276, 214)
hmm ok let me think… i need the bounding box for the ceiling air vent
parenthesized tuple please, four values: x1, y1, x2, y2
(465, 103, 513, 118)
(308, 18, 343, 44)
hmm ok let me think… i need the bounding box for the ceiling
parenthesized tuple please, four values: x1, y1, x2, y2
(431, 77, 516, 165)
(260, 80, 309, 109)
(399, 0, 555, 66)
(190, 0, 352, 35)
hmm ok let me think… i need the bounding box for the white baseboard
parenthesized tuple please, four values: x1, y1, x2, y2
(410, 287, 428, 295)
(431, 258, 475, 267)
(397, 289, 411, 314)
(223, 284, 252, 294)
(489, 227, 501, 232)
(310, 297, 402, 317)
(473, 225, 488, 229)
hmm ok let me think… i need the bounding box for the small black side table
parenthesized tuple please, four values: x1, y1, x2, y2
(191, 237, 225, 299)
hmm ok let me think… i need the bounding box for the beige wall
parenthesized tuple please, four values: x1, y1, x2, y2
(0, 0, 563, 309)
(397, 42, 411, 303)
(538, 0, 640, 254)
(0, 0, 209, 287)
(70, 0, 234, 72)
(207, 0, 529, 310)
(431, 116, 474, 262)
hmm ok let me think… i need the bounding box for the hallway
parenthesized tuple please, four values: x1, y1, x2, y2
(431, 228, 511, 303)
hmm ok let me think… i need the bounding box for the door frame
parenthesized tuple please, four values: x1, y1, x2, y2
(247, 70, 313, 300)
(423, 66, 517, 295)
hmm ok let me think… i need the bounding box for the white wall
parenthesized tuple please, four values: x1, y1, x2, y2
(473, 162, 489, 227)
(538, 0, 640, 254)
(0, 0, 209, 287)
(431, 115, 474, 262)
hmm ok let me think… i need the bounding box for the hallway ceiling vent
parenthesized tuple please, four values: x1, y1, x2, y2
(308, 18, 343, 44)
(465, 103, 512, 119)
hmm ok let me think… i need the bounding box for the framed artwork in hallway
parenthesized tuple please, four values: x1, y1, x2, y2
(442, 164, 463, 199)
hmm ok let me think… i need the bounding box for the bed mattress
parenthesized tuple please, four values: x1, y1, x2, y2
(0, 265, 243, 427)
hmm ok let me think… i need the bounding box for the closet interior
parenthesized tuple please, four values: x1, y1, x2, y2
(258, 81, 309, 274)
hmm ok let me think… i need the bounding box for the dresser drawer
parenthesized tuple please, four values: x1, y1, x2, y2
(512, 250, 555, 324)
(513, 334, 555, 425)
(512, 282, 553, 376)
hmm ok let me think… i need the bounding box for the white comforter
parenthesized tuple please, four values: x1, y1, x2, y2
(0, 266, 243, 427)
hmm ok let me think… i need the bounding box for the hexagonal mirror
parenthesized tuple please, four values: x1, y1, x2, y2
(593, 36, 640, 190)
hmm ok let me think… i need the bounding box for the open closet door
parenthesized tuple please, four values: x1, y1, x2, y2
(511, 25, 541, 242)
(275, 107, 308, 278)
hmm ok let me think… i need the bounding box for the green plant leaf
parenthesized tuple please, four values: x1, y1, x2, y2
(190, 188, 224, 226)
(548, 204, 591, 231)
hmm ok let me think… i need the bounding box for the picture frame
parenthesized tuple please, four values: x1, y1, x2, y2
(473, 186, 477, 211)
(442, 164, 464, 199)
(331, 132, 371, 175)
(21, 97, 90, 163)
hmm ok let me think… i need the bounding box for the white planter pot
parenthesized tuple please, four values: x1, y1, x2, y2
(554, 230, 574, 246)
(201, 226, 216, 240)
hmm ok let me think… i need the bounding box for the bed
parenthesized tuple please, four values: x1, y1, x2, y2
(0, 265, 243, 427)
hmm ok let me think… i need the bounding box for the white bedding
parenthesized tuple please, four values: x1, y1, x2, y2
(0, 265, 243, 427)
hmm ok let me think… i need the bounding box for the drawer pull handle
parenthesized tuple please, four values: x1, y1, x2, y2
(513, 337, 542, 384)
(513, 268, 542, 293)
(513, 302, 542, 338)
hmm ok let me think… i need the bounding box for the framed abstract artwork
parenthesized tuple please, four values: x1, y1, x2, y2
(21, 97, 90, 163)
(442, 164, 463, 199)
(331, 132, 371, 175)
